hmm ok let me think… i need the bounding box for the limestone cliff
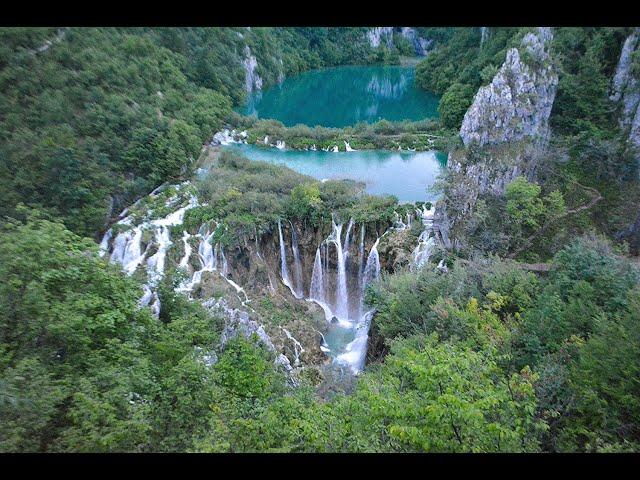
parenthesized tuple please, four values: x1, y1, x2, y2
(610, 28, 640, 164)
(242, 45, 263, 94)
(611, 28, 640, 252)
(366, 27, 433, 57)
(459, 27, 557, 147)
(435, 27, 558, 252)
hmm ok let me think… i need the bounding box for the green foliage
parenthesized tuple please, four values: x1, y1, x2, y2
(0, 213, 226, 452)
(415, 27, 520, 94)
(438, 83, 475, 129)
(0, 27, 386, 238)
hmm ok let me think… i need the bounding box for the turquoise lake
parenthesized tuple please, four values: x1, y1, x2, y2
(223, 143, 447, 203)
(238, 65, 440, 128)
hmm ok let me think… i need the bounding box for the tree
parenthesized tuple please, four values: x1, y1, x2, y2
(438, 82, 475, 129)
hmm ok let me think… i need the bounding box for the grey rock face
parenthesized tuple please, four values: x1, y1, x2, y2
(436, 28, 557, 251)
(367, 27, 432, 56)
(400, 27, 432, 56)
(460, 27, 558, 148)
(242, 46, 263, 93)
(366, 27, 394, 48)
(610, 28, 640, 161)
(205, 298, 276, 352)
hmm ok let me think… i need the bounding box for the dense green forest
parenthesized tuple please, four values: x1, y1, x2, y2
(0, 27, 385, 238)
(1, 26, 639, 453)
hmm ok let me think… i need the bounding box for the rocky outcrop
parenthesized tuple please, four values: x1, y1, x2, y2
(460, 27, 557, 148)
(610, 28, 640, 164)
(366, 27, 433, 56)
(400, 27, 432, 56)
(366, 27, 394, 49)
(435, 28, 558, 252)
(242, 46, 263, 94)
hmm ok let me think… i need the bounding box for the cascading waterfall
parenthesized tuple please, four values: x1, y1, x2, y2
(102, 191, 198, 317)
(362, 238, 380, 290)
(343, 218, 354, 259)
(329, 220, 349, 320)
(220, 246, 229, 277)
(187, 229, 217, 288)
(412, 204, 436, 268)
(278, 219, 301, 298)
(120, 228, 144, 275)
(178, 232, 192, 269)
(281, 327, 304, 366)
(290, 223, 304, 298)
(337, 238, 380, 372)
(309, 247, 325, 302)
(146, 225, 171, 286)
(308, 246, 334, 321)
(98, 229, 112, 258)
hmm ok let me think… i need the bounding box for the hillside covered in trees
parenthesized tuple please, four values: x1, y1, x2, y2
(1, 26, 639, 454)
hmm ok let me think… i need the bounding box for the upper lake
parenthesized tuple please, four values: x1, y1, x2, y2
(238, 65, 440, 128)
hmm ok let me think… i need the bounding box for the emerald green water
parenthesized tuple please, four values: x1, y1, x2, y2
(238, 65, 440, 128)
(224, 143, 447, 203)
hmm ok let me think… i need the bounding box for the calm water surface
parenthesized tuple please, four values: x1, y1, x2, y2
(238, 65, 440, 128)
(223, 143, 447, 203)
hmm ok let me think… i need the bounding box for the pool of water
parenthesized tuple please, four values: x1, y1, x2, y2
(238, 65, 440, 128)
(223, 143, 447, 203)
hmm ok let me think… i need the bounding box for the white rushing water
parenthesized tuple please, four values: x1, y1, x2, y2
(100, 189, 199, 316)
(277, 214, 385, 373)
(330, 220, 349, 320)
(412, 204, 436, 268)
(103, 178, 427, 373)
(178, 232, 192, 269)
(290, 223, 304, 298)
(278, 219, 302, 299)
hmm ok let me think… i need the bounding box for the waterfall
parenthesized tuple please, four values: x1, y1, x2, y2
(278, 219, 299, 298)
(335, 238, 380, 373)
(362, 238, 380, 295)
(178, 232, 191, 269)
(290, 223, 304, 297)
(329, 220, 349, 320)
(220, 246, 229, 277)
(344, 141, 356, 152)
(139, 284, 153, 308)
(336, 310, 374, 373)
(308, 246, 334, 320)
(146, 225, 172, 286)
(480, 27, 489, 48)
(199, 230, 217, 271)
(179, 229, 217, 291)
(309, 247, 325, 302)
(412, 204, 436, 268)
(358, 223, 365, 274)
(149, 292, 161, 318)
(121, 227, 144, 275)
(281, 327, 304, 367)
(98, 229, 112, 258)
(343, 218, 354, 260)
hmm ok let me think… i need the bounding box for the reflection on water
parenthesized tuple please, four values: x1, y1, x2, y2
(237, 65, 440, 128)
(223, 143, 447, 203)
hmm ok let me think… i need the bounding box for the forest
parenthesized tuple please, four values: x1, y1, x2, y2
(1, 26, 639, 453)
